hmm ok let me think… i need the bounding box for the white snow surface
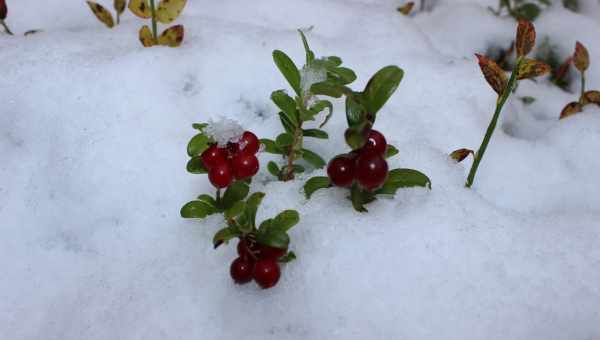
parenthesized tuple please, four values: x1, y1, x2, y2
(2, 0, 600, 339)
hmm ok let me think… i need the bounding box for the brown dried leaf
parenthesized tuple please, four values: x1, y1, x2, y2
(573, 41, 589, 73)
(114, 0, 126, 15)
(158, 25, 184, 47)
(581, 90, 600, 106)
(516, 59, 550, 80)
(450, 148, 474, 163)
(476, 54, 508, 95)
(129, 0, 152, 19)
(397, 2, 414, 15)
(86, 1, 115, 28)
(139, 25, 155, 47)
(559, 102, 583, 120)
(156, 0, 187, 24)
(554, 57, 572, 82)
(516, 20, 535, 57)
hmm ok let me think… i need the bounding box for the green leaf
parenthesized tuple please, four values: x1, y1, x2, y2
(267, 161, 280, 177)
(225, 200, 246, 220)
(272, 210, 300, 232)
(241, 192, 265, 229)
(303, 129, 328, 139)
(260, 138, 283, 154)
(276, 132, 294, 148)
(363, 65, 404, 116)
(303, 176, 331, 199)
(311, 100, 334, 128)
(180, 199, 218, 219)
(376, 168, 432, 195)
(384, 145, 399, 159)
(520, 96, 536, 105)
(345, 95, 366, 128)
(186, 157, 208, 174)
(192, 123, 208, 131)
(278, 251, 297, 263)
(271, 90, 299, 127)
(187, 133, 211, 157)
(328, 67, 357, 84)
(221, 181, 250, 209)
(298, 29, 315, 65)
(326, 56, 342, 66)
(213, 226, 240, 249)
(292, 164, 305, 173)
(301, 149, 326, 168)
(310, 81, 345, 98)
(344, 127, 366, 150)
(256, 223, 290, 250)
(350, 185, 369, 213)
(273, 50, 302, 96)
(515, 3, 541, 21)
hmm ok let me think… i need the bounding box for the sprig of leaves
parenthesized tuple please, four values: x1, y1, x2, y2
(489, 0, 550, 21)
(129, 0, 186, 48)
(86, 0, 126, 28)
(559, 41, 600, 119)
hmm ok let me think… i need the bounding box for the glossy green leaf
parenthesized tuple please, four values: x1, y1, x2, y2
(221, 181, 250, 209)
(363, 65, 404, 115)
(192, 123, 208, 131)
(271, 90, 298, 127)
(278, 251, 297, 263)
(187, 133, 210, 157)
(310, 81, 345, 98)
(328, 67, 357, 84)
(273, 50, 302, 96)
(260, 138, 283, 154)
(186, 156, 208, 174)
(241, 192, 265, 229)
(276, 132, 294, 148)
(267, 161, 280, 177)
(256, 222, 290, 250)
(213, 226, 240, 249)
(303, 176, 331, 199)
(302, 129, 328, 139)
(376, 168, 432, 195)
(225, 201, 245, 219)
(301, 149, 326, 168)
(272, 210, 300, 232)
(180, 200, 218, 219)
(345, 95, 366, 128)
(298, 29, 315, 64)
(384, 145, 399, 159)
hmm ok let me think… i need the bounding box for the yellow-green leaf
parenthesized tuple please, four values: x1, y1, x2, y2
(516, 59, 550, 80)
(86, 1, 115, 28)
(114, 0, 126, 15)
(139, 25, 155, 47)
(581, 90, 600, 106)
(397, 2, 414, 15)
(158, 25, 184, 47)
(128, 0, 152, 19)
(156, 0, 187, 24)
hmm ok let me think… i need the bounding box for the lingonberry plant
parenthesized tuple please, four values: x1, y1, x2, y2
(261, 30, 356, 181)
(489, 0, 550, 21)
(0, 0, 13, 35)
(180, 120, 299, 289)
(303, 66, 431, 212)
(128, 0, 185, 48)
(452, 20, 550, 187)
(86, 0, 126, 28)
(558, 41, 600, 119)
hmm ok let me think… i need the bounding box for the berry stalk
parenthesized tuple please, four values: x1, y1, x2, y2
(0, 19, 12, 35)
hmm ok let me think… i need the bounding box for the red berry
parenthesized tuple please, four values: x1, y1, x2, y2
(355, 152, 388, 190)
(237, 239, 256, 260)
(226, 142, 240, 157)
(253, 258, 281, 289)
(257, 245, 287, 260)
(230, 257, 254, 284)
(201, 145, 227, 170)
(239, 131, 260, 155)
(364, 129, 387, 156)
(327, 155, 356, 187)
(231, 153, 259, 180)
(208, 162, 233, 188)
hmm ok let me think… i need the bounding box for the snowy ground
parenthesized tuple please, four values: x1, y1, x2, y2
(2, 0, 600, 339)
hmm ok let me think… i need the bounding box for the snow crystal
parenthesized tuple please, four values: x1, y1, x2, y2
(204, 117, 244, 146)
(300, 62, 327, 95)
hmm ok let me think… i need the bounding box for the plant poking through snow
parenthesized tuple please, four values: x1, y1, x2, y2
(453, 20, 550, 188)
(559, 41, 600, 119)
(180, 122, 299, 289)
(489, 0, 550, 21)
(86, 0, 126, 28)
(303, 65, 431, 212)
(261, 30, 357, 181)
(129, 0, 185, 48)
(0, 0, 13, 35)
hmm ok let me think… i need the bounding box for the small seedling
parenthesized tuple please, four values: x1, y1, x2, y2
(261, 30, 356, 181)
(180, 121, 299, 289)
(86, 0, 126, 28)
(489, 0, 550, 21)
(558, 41, 600, 119)
(303, 66, 431, 212)
(453, 21, 550, 188)
(128, 0, 186, 48)
(0, 0, 13, 35)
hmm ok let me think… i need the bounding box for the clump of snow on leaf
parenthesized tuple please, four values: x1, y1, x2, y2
(204, 117, 244, 146)
(300, 61, 327, 95)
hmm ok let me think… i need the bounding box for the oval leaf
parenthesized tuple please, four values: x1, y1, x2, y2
(302, 129, 328, 139)
(213, 226, 240, 249)
(86, 1, 115, 28)
(267, 161, 280, 177)
(128, 0, 152, 18)
(581, 90, 600, 106)
(187, 133, 210, 157)
(222, 181, 250, 209)
(271, 90, 298, 126)
(303, 176, 331, 199)
(573, 41, 589, 73)
(181, 200, 217, 219)
(559, 102, 583, 120)
(156, 0, 187, 24)
(273, 210, 300, 232)
(450, 148, 474, 163)
(516, 59, 550, 80)
(139, 25, 155, 47)
(363, 65, 404, 115)
(158, 25, 184, 47)
(376, 168, 432, 195)
(476, 54, 507, 95)
(256, 229, 290, 250)
(301, 149, 326, 168)
(186, 156, 208, 174)
(515, 20, 535, 57)
(273, 50, 302, 96)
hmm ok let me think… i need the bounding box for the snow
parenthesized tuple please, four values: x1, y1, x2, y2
(1, 0, 600, 339)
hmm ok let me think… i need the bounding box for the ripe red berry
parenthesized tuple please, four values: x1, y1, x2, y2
(239, 131, 260, 155)
(237, 238, 256, 260)
(257, 244, 287, 260)
(201, 145, 227, 170)
(230, 257, 254, 284)
(231, 153, 259, 180)
(253, 258, 281, 289)
(355, 152, 388, 190)
(364, 129, 387, 156)
(327, 155, 356, 187)
(226, 142, 240, 157)
(208, 162, 233, 188)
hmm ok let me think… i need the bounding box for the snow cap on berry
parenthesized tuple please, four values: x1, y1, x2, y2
(204, 117, 244, 147)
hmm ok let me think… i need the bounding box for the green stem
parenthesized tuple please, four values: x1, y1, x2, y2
(116, 13, 120, 25)
(284, 126, 302, 181)
(1, 20, 13, 35)
(149, 0, 158, 43)
(216, 188, 222, 208)
(466, 58, 522, 188)
(580, 71, 586, 100)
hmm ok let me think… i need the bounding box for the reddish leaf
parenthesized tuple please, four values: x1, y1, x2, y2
(450, 148, 474, 163)
(581, 90, 600, 106)
(476, 54, 508, 95)
(559, 102, 583, 120)
(573, 41, 589, 73)
(516, 20, 535, 58)
(516, 59, 550, 80)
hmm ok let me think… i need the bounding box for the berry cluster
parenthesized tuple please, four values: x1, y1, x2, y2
(327, 129, 389, 191)
(230, 237, 287, 289)
(201, 131, 260, 188)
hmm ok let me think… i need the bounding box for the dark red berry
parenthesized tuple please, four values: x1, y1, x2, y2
(257, 245, 287, 260)
(230, 257, 254, 284)
(237, 239, 256, 260)
(201, 145, 227, 170)
(208, 162, 233, 188)
(226, 142, 240, 157)
(364, 129, 387, 156)
(231, 153, 259, 180)
(327, 155, 356, 187)
(253, 258, 281, 289)
(355, 152, 388, 190)
(239, 131, 260, 155)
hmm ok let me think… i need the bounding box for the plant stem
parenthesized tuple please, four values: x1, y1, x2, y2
(216, 188, 222, 207)
(149, 0, 158, 43)
(284, 127, 302, 181)
(580, 71, 586, 100)
(465, 58, 522, 188)
(116, 13, 120, 25)
(0, 20, 13, 35)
